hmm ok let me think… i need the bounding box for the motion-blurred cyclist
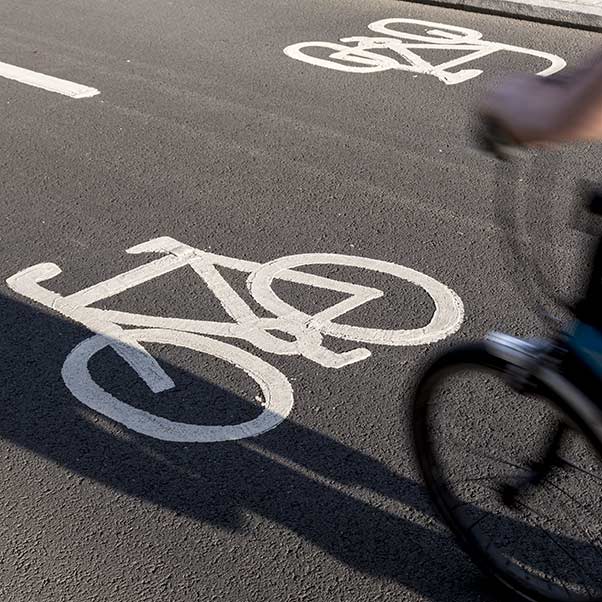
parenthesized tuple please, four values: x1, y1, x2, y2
(480, 50, 602, 145)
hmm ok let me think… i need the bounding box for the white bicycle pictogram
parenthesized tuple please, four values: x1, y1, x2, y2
(6, 236, 464, 442)
(283, 18, 566, 85)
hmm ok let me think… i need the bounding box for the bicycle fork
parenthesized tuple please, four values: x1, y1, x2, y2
(484, 332, 574, 508)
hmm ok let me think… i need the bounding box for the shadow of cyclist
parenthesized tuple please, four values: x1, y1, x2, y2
(1, 292, 598, 601)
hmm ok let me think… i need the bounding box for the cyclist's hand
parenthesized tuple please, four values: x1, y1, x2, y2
(479, 71, 591, 146)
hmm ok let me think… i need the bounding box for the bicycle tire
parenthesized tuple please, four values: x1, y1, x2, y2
(412, 342, 602, 602)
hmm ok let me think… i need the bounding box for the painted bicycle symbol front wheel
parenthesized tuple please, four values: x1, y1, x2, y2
(61, 328, 295, 442)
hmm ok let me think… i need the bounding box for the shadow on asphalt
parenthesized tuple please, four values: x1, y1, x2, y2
(0, 292, 595, 601)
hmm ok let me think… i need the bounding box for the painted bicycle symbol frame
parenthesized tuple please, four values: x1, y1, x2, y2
(284, 18, 566, 84)
(7, 236, 464, 442)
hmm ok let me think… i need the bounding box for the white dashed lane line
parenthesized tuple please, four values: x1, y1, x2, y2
(0, 60, 99, 98)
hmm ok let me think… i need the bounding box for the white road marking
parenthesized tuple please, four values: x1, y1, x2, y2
(62, 330, 294, 443)
(0, 60, 99, 98)
(7, 236, 464, 442)
(284, 18, 566, 84)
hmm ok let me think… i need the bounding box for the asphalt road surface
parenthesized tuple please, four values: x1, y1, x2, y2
(2, 0, 602, 600)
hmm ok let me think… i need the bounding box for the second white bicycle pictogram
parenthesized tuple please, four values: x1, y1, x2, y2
(7, 237, 464, 442)
(284, 18, 566, 85)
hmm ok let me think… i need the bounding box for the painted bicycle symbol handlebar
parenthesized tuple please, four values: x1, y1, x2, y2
(7, 236, 464, 442)
(284, 18, 566, 85)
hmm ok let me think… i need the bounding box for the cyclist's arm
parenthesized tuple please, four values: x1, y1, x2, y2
(480, 50, 602, 145)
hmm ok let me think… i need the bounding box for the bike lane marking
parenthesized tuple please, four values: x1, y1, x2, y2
(283, 18, 566, 85)
(6, 236, 464, 443)
(0, 60, 99, 98)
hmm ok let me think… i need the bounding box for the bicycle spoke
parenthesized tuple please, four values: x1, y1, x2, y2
(557, 455, 602, 484)
(440, 436, 531, 473)
(532, 527, 584, 601)
(514, 498, 601, 596)
(465, 466, 602, 583)
(545, 476, 602, 526)
(538, 479, 602, 559)
(415, 348, 602, 601)
(452, 483, 599, 598)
